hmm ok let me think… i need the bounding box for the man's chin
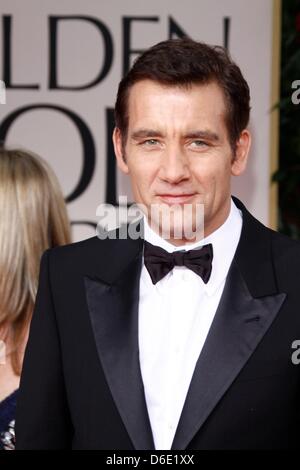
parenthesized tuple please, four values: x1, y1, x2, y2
(146, 203, 204, 239)
(148, 219, 204, 243)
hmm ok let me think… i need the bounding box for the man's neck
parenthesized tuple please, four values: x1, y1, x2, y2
(145, 198, 232, 247)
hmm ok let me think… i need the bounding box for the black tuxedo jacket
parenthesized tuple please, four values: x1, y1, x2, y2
(16, 198, 300, 449)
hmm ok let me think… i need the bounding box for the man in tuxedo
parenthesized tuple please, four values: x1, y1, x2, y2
(16, 38, 300, 450)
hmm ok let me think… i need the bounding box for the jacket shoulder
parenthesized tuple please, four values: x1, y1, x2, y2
(269, 229, 300, 291)
(270, 229, 300, 257)
(44, 227, 143, 283)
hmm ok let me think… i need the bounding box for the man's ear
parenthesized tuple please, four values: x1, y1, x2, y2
(231, 129, 251, 176)
(113, 127, 129, 174)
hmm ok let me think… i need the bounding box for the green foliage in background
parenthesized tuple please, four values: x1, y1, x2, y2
(273, 0, 300, 239)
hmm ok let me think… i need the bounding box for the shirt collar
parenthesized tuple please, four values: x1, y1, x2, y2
(143, 198, 243, 296)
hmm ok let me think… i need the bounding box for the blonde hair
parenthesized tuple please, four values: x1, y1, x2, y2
(0, 147, 71, 374)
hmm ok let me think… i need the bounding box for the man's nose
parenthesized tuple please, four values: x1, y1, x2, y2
(159, 146, 191, 184)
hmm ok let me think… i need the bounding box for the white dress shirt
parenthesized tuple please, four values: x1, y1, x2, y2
(138, 198, 243, 450)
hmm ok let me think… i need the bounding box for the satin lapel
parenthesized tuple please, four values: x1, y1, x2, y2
(172, 260, 286, 450)
(84, 247, 155, 450)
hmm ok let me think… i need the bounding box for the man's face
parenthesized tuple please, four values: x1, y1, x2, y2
(113, 79, 250, 244)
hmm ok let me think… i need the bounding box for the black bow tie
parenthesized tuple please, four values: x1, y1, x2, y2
(143, 241, 213, 285)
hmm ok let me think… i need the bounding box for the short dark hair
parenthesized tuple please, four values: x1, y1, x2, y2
(114, 38, 250, 151)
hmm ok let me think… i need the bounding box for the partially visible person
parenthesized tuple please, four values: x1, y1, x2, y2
(0, 146, 71, 449)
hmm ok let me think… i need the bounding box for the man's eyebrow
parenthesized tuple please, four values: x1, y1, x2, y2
(130, 129, 220, 141)
(184, 130, 220, 141)
(130, 129, 164, 140)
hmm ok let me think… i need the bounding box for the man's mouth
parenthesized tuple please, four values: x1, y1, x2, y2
(156, 193, 197, 205)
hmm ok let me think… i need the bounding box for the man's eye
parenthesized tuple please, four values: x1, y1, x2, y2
(143, 139, 159, 146)
(190, 140, 208, 148)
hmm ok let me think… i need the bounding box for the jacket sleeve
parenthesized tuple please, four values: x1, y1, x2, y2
(15, 249, 72, 449)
